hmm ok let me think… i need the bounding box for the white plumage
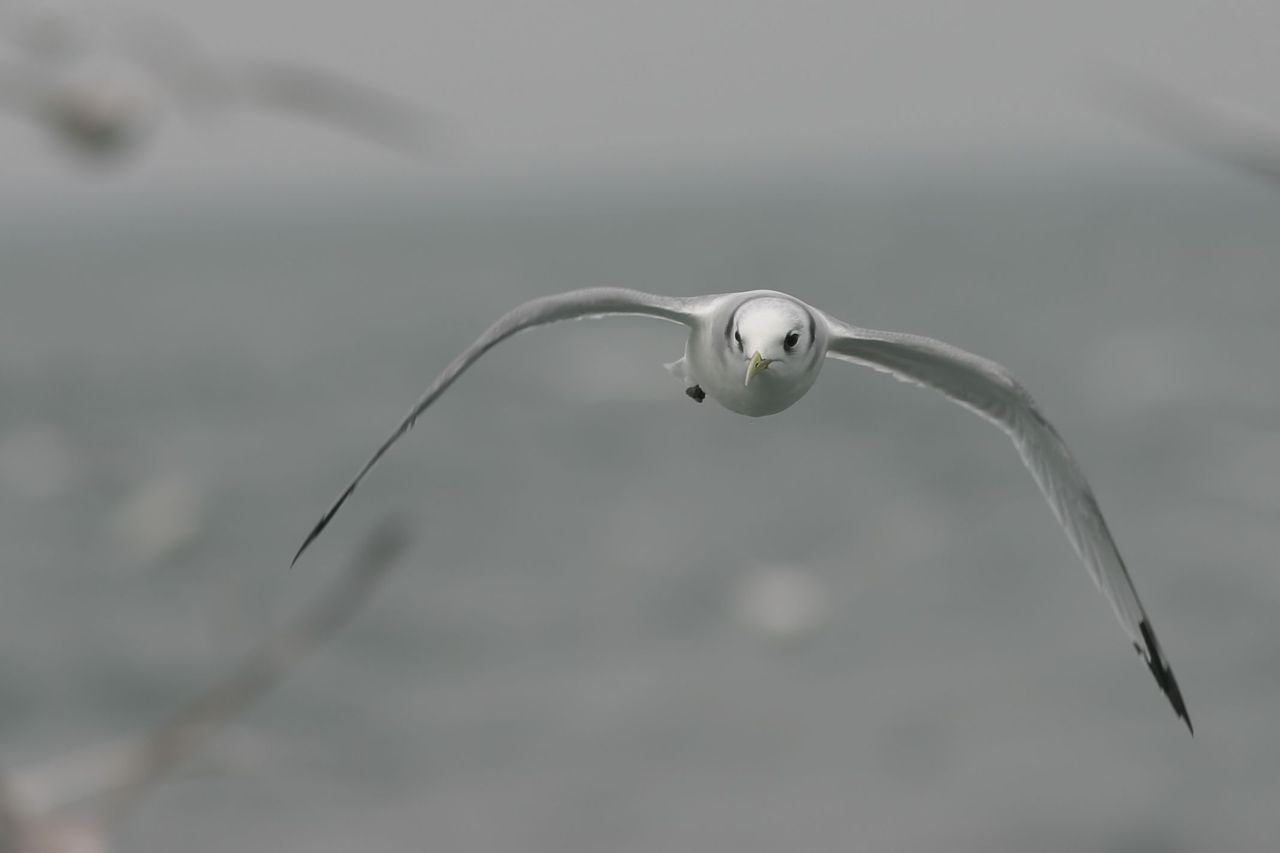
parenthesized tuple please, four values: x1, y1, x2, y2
(294, 287, 1192, 732)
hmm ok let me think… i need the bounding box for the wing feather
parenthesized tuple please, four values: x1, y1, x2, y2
(1105, 74, 1280, 185)
(292, 288, 711, 565)
(824, 315, 1191, 732)
(234, 61, 436, 157)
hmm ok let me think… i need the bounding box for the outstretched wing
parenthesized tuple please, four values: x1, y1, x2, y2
(823, 315, 1191, 732)
(1104, 73, 1280, 185)
(231, 61, 437, 157)
(13, 517, 411, 825)
(113, 9, 436, 157)
(292, 288, 714, 565)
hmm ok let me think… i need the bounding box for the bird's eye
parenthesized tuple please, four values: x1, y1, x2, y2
(734, 329, 743, 350)
(784, 331, 800, 351)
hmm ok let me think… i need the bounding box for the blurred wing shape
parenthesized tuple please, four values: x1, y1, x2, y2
(9, 736, 170, 820)
(823, 314, 1192, 732)
(0, 2, 91, 65)
(16, 517, 411, 824)
(292, 288, 716, 565)
(1106, 74, 1280, 184)
(115, 11, 433, 156)
(111, 6, 234, 108)
(232, 61, 436, 157)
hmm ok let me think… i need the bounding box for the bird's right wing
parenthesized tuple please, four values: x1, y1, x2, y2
(292, 288, 717, 565)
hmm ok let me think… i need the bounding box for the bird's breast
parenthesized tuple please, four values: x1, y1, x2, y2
(683, 327, 823, 417)
(689, 355, 819, 417)
(711, 376, 811, 416)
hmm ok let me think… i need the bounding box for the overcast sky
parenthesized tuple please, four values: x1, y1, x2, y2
(2, 0, 1279, 198)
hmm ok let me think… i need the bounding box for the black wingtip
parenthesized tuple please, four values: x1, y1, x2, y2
(290, 537, 312, 563)
(291, 507, 336, 568)
(1136, 619, 1193, 735)
(290, 525, 321, 568)
(291, 480, 363, 568)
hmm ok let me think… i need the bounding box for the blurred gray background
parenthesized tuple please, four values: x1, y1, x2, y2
(1, 1, 1278, 851)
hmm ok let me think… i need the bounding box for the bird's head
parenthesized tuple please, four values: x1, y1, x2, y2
(43, 68, 159, 161)
(729, 297, 820, 386)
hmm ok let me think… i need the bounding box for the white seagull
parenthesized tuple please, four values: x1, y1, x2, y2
(293, 288, 1192, 732)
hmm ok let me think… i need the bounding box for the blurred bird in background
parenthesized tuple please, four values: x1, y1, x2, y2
(0, 1, 437, 168)
(0, 517, 410, 853)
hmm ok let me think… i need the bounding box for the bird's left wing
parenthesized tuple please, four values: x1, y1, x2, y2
(823, 314, 1192, 732)
(292, 288, 716, 565)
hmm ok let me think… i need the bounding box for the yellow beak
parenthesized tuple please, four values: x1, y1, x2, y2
(745, 351, 772, 385)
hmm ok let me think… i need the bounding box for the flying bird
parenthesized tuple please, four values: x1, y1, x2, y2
(0, 5, 436, 166)
(0, 517, 409, 853)
(292, 288, 1192, 732)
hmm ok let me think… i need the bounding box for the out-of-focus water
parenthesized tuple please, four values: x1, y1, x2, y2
(0, 165, 1277, 852)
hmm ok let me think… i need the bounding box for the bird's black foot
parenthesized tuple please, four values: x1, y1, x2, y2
(685, 385, 706, 403)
